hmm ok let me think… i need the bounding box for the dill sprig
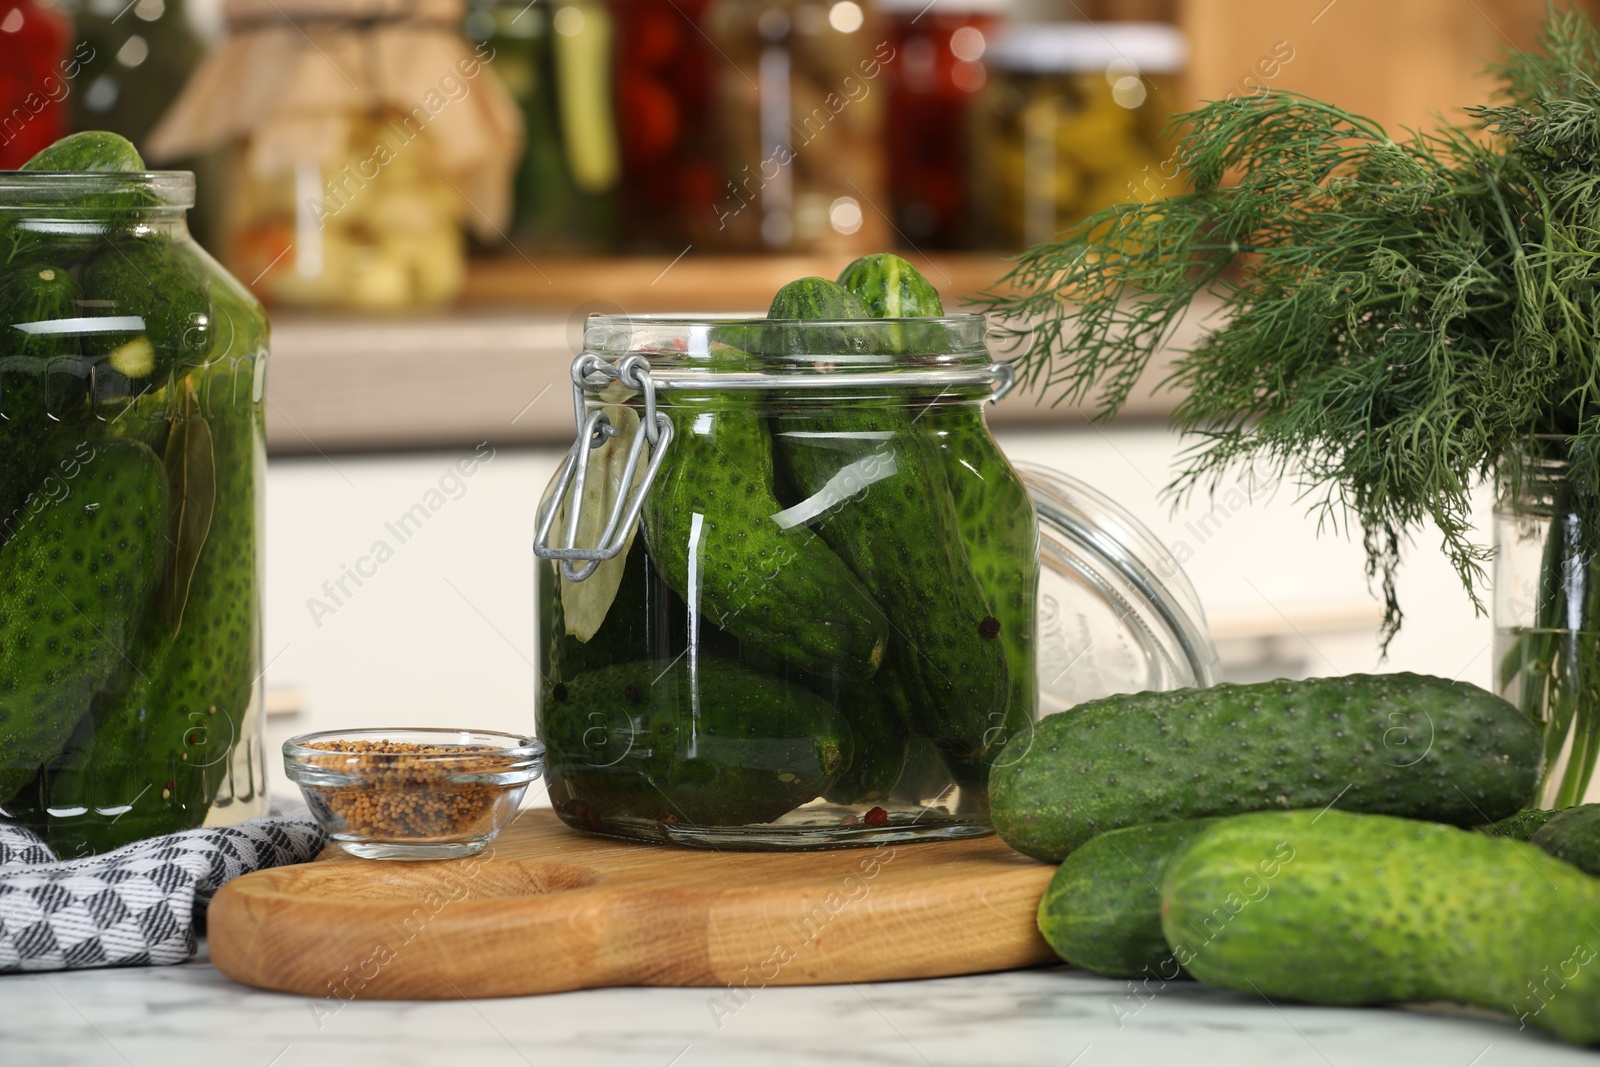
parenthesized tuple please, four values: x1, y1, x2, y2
(978, 10, 1600, 646)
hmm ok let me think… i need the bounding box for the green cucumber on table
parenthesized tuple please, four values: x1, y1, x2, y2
(1163, 809, 1600, 1046)
(1531, 804, 1600, 877)
(990, 673, 1543, 861)
(1038, 817, 1220, 978)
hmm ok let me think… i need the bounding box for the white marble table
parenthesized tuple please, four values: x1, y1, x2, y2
(6, 950, 1594, 1067)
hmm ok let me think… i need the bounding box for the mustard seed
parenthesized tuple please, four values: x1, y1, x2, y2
(302, 740, 518, 840)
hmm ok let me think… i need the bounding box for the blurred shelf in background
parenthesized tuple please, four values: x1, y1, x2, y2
(457, 251, 1013, 310)
(264, 255, 1219, 454)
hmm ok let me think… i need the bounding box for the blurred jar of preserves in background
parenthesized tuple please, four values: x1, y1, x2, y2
(877, 0, 1004, 249)
(973, 22, 1185, 248)
(704, 0, 891, 253)
(147, 0, 523, 311)
(64, 0, 203, 151)
(0, 1, 75, 168)
(62, 0, 225, 246)
(467, 0, 621, 252)
(611, 0, 718, 249)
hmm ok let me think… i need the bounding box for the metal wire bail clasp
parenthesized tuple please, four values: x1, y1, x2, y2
(533, 353, 674, 582)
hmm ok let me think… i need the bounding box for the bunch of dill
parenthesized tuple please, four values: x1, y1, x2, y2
(977, 10, 1600, 647)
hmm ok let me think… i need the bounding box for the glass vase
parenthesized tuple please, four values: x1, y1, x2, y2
(1495, 453, 1600, 808)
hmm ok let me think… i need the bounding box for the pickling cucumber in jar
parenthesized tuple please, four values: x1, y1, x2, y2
(640, 341, 889, 681)
(767, 276, 1013, 778)
(0, 262, 90, 523)
(37, 364, 264, 855)
(836, 254, 1041, 777)
(0, 439, 168, 806)
(539, 657, 851, 831)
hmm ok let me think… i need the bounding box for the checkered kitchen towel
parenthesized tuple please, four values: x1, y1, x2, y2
(0, 817, 325, 972)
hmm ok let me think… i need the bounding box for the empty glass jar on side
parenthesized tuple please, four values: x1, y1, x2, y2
(536, 315, 1037, 847)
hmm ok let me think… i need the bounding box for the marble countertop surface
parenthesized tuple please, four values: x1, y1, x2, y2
(7, 949, 1595, 1067)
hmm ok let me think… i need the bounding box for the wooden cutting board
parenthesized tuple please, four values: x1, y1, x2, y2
(208, 810, 1057, 999)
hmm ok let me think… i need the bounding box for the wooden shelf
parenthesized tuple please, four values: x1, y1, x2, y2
(458, 253, 1017, 314)
(262, 295, 1210, 457)
(262, 255, 1219, 455)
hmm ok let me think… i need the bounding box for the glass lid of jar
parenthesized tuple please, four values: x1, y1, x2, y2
(1021, 463, 1221, 713)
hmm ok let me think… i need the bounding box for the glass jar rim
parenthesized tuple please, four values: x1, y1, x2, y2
(581, 312, 994, 373)
(1507, 434, 1575, 469)
(0, 171, 195, 208)
(584, 312, 987, 325)
(283, 727, 544, 760)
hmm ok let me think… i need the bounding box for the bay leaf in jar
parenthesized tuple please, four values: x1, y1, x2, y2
(556, 381, 646, 641)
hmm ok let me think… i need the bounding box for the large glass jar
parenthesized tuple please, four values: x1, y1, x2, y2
(534, 315, 1218, 849)
(611, 0, 718, 249)
(0, 170, 268, 856)
(703, 0, 891, 252)
(878, 0, 1001, 248)
(467, 0, 621, 252)
(147, 0, 523, 310)
(223, 107, 471, 311)
(0, 1, 74, 169)
(973, 22, 1185, 248)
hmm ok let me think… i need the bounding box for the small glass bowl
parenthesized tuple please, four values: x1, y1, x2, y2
(283, 729, 545, 860)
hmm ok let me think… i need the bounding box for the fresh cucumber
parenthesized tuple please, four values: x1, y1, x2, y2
(1163, 809, 1600, 1046)
(990, 673, 1543, 861)
(932, 410, 1040, 778)
(764, 275, 871, 332)
(17, 131, 159, 216)
(1479, 807, 1558, 841)
(0, 439, 167, 804)
(1038, 817, 1220, 978)
(1532, 804, 1600, 877)
(837, 252, 943, 319)
(541, 656, 851, 828)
